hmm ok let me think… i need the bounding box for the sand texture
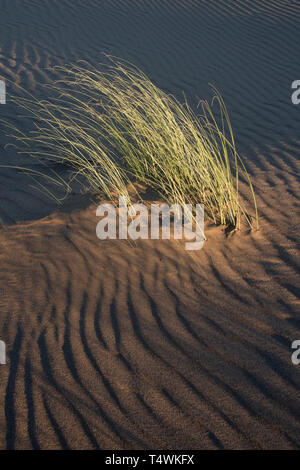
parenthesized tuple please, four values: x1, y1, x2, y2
(0, 0, 300, 449)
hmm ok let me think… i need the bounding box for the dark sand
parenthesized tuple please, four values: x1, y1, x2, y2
(0, 0, 300, 449)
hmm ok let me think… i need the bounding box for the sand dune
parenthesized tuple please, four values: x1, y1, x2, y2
(0, 0, 300, 449)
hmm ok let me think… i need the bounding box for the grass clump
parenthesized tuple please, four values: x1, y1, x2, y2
(6, 57, 258, 229)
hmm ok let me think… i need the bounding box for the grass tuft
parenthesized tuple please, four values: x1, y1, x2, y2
(4, 57, 258, 229)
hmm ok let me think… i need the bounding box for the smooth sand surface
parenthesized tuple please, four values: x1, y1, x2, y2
(0, 0, 300, 449)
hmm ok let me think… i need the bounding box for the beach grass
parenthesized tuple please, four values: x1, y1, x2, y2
(5, 57, 258, 229)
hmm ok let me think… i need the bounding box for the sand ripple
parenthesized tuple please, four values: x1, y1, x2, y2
(0, 0, 300, 449)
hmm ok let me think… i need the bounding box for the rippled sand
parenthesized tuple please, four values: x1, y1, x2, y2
(0, 0, 299, 449)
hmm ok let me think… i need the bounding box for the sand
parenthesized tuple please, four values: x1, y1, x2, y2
(0, 0, 300, 450)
